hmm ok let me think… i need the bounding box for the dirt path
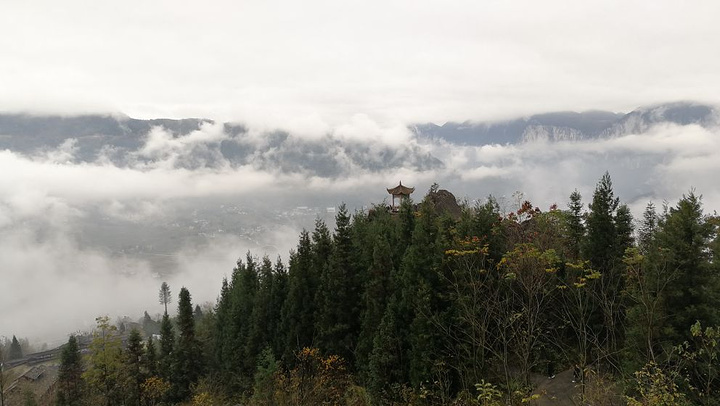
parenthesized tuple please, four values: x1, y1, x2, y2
(530, 368, 580, 405)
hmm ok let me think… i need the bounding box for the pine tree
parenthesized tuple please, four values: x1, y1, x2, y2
(247, 257, 275, 372)
(171, 287, 203, 402)
(158, 313, 175, 383)
(567, 190, 585, 260)
(8, 336, 22, 360)
(583, 172, 628, 369)
(159, 282, 171, 316)
(395, 197, 415, 260)
(213, 277, 230, 375)
(270, 257, 288, 358)
(397, 198, 445, 388)
(356, 234, 394, 380)
(368, 302, 404, 400)
(124, 329, 145, 406)
(615, 204, 634, 258)
(584, 172, 619, 272)
(56, 335, 84, 406)
(280, 230, 317, 363)
(637, 202, 658, 255)
(317, 203, 362, 363)
(656, 192, 719, 343)
(145, 335, 158, 378)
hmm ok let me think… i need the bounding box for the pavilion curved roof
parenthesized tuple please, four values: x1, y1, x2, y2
(387, 182, 414, 195)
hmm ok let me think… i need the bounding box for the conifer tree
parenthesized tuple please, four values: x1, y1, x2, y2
(270, 257, 289, 358)
(247, 257, 275, 371)
(395, 197, 415, 260)
(124, 329, 145, 406)
(584, 172, 629, 369)
(158, 313, 175, 383)
(145, 335, 158, 378)
(567, 190, 585, 259)
(356, 234, 394, 379)
(584, 172, 619, 272)
(637, 202, 658, 255)
(655, 192, 719, 343)
(8, 336, 22, 360)
(213, 277, 230, 374)
(171, 287, 202, 402)
(280, 230, 317, 363)
(215, 255, 259, 392)
(159, 282, 171, 315)
(311, 219, 333, 279)
(56, 335, 84, 406)
(317, 204, 361, 363)
(368, 302, 404, 400)
(398, 198, 445, 387)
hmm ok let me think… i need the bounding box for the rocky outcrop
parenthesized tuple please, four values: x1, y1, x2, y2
(426, 189, 461, 219)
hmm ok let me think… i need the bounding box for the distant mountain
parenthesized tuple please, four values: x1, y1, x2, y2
(1, 102, 716, 176)
(600, 102, 719, 137)
(0, 113, 443, 176)
(412, 102, 719, 145)
(0, 113, 212, 158)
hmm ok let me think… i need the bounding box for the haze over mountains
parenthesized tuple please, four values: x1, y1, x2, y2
(413, 101, 718, 144)
(1, 100, 719, 344)
(2, 101, 717, 176)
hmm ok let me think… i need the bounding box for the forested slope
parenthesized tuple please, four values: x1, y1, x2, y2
(51, 173, 720, 405)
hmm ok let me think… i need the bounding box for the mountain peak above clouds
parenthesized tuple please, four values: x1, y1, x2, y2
(412, 101, 719, 146)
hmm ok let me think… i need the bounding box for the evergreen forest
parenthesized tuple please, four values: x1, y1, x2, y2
(51, 173, 720, 405)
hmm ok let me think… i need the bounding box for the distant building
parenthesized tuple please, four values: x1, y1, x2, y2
(387, 181, 414, 212)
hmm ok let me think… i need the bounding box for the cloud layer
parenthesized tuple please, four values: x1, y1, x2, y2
(2, 1, 720, 126)
(1, 114, 719, 346)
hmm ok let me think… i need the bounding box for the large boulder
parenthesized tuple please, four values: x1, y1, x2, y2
(427, 189, 461, 219)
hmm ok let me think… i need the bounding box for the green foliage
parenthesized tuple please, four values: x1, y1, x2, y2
(171, 287, 203, 402)
(272, 347, 352, 405)
(655, 192, 719, 343)
(584, 172, 620, 272)
(159, 281, 171, 315)
(56, 179, 720, 405)
(281, 230, 318, 364)
(83, 316, 124, 406)
(158, 312, 175, 383)
(56, 335, 84, 406)
(8, 336, 22, 360)
(475, 380, 502, 406)
(316, 204, 362, 363)
(215, 254, 260, 393)
(145, 335, 158, 377)
(124, 329, 145, 406)
(676, 321, 720, 405)
(566, 189, 585, 260)
(626, 362, 690, 406)
(250, 347, 279, 405)
(356, 234, 394, 382)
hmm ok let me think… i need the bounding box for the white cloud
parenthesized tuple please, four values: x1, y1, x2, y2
(1, 106, 720, 346)
(1, 1, 720, 125)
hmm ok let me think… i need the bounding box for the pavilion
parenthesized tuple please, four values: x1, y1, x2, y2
(387, 181, 414, 212)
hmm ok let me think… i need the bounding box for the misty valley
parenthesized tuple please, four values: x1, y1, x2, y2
(1, 103, 720, 405)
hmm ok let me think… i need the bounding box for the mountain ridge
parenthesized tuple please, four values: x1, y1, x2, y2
(411, 101, 719, 145)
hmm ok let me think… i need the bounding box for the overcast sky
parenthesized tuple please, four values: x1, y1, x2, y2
(2, 0, 720, 129)
(2, 1, 720, 344)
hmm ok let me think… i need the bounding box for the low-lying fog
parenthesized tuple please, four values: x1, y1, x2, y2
(1, 117, 719, 348)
